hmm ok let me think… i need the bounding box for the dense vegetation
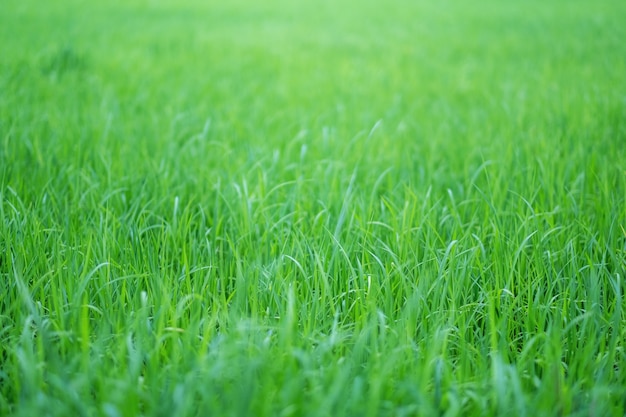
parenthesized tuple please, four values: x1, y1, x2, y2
(1, 0, 625, 415)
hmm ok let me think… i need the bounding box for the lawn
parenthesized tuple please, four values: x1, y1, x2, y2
(1, 0, 625, 415)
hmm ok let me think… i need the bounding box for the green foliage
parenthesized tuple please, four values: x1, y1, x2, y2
(1, 0, 625, 415)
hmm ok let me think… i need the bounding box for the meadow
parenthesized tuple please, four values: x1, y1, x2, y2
(1, 0, 625, 415)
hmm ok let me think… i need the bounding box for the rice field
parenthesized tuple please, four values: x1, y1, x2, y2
(1, 0, 625, 415)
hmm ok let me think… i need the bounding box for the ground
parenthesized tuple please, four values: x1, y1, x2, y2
(1, 0, 625, 416)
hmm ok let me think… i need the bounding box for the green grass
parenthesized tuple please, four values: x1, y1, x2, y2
(1, 0, 625, 415)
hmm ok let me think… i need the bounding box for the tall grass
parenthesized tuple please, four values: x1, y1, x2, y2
(1, 0, 625, 415)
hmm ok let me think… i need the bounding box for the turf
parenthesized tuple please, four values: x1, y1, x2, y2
(1, 0, 625, 416)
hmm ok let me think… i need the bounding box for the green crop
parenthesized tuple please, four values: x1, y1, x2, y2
(1, 0, 625, 415)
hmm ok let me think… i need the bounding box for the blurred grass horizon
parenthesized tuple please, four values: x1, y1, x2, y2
(3, 0, 624, 191)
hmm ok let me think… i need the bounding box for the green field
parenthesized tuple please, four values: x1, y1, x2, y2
(1, 0, 625, 415)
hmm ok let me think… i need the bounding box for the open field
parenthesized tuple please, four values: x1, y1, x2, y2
(1, 0, 625, 415)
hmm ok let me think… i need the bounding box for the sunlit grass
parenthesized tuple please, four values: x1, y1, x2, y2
(1, 0, 625, 416)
